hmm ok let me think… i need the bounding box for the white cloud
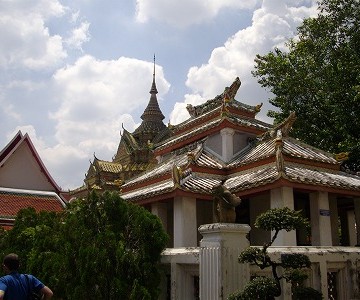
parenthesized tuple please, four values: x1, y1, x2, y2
(0, 0, 95, 70)
(170, 0, 317, 124)
(0, 0, 68, 70)
(135, 0, 259, 28)
(66, 21, 91, 50)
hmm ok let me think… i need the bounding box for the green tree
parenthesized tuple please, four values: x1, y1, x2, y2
(253, 0, 360, 171)
(0, 191, 168, 300)
(229, 207, 322, 300)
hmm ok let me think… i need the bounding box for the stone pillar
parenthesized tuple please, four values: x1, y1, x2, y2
(174, 196, 197, 247)
(152, 202, 168, 231)
(220, 128, 235, 162)
(354, 197, 360, 246)
(270, 187, 296, 246)
(199, 223, 250, 300)
(310, 191, 332, 246)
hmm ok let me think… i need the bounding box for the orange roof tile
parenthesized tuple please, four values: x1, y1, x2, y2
(0, 188, 66, 219)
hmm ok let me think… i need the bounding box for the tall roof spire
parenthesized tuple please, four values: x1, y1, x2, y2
(132, 55, 166, 141)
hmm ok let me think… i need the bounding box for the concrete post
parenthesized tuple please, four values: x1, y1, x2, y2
(199, 223, 251, 300)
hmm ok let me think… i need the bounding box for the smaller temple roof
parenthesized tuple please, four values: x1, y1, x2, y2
(0, 187, 66, 228)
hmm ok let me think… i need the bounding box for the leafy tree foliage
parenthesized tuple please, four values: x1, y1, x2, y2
(229, 208, 322, 300)
(253, 0, 360, 171)
(0, 192, 168, 300)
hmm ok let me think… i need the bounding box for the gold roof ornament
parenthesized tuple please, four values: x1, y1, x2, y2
(113, 179, 123, 186)
(255, 102, 263, 113)
(259, 111, 297, 141)
(335, 152, 349, 162)
(172, 164, 183, 188)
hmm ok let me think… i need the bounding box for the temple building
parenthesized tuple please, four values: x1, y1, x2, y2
(72, 67, 360, 248)
(0, 131, 67, 228)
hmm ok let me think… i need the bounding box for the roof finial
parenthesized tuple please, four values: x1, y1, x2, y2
(153, 54, 156, 79)
(150, 54, 158, 94)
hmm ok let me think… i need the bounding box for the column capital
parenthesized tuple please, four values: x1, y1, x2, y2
(220, 127, 235, 136)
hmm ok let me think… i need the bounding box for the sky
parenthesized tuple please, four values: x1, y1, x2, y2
(0, 0, 318, 191)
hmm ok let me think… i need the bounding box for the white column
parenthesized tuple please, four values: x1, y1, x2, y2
(270, 187, 296, 246)
(329, 195, 340, 246)
(250, 194, 271, 246)
(151, 202, 168, 231)
(354, 197, 360, 246)
(348, 210, 357, 246)
(174, 196, 197, 247)
(199, 223, 251, 300)
(220, 128, 235, 162)
(310, 191, 332, 246)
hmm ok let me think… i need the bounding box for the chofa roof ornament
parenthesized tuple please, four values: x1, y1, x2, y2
(259, 111, 297, 141)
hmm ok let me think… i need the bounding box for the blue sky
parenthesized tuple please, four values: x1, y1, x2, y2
(0, 0, 318, 190)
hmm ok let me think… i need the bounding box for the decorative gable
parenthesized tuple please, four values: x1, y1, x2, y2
(0, 131, 61, 193)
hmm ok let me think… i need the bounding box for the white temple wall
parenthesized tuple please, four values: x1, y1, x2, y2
(233, 132, 250, 154)
(205, 133, 222, 156)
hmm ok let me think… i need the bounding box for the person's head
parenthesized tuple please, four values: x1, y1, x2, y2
(2, 253, 20, 272)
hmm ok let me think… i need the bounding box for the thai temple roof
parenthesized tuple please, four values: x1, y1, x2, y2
(121, 77, 360, 202)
